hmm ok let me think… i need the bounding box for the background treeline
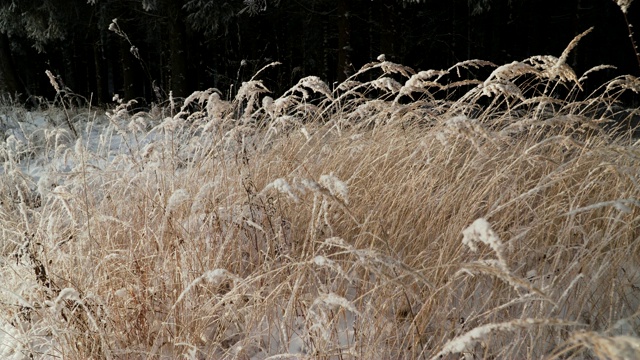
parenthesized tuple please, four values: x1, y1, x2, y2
(0, 0, 638, 106)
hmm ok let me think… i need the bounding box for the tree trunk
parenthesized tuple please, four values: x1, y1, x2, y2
(0, 33, 24, 99)
(379, 2, 395, 61)
(94, 39, 107, 105)
(323, 19, 330, 82)
(336, 0, 351, 82)
(167, 2, 189, 99)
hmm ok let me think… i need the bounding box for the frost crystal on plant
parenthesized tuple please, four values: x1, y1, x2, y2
(615, 0, 633, 13)
(462, 218, 497, 252)
(167, 189, 189, 214)
(313, 293, 360, 316)
(262, 178, 300, 203)
(462, 218, 508, 271)
(319, 173, 349, 204)
(191, 182, 216, 214)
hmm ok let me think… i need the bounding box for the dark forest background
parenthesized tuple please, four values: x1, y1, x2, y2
(0, 0, 638, 107)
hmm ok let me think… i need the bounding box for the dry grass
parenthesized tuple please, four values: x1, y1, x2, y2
(2, 33, 640, 359)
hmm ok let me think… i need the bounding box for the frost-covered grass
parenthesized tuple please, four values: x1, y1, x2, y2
(2, 33, 640, 359)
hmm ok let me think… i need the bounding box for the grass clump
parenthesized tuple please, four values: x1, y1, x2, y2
(1, 32, 640, 359)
